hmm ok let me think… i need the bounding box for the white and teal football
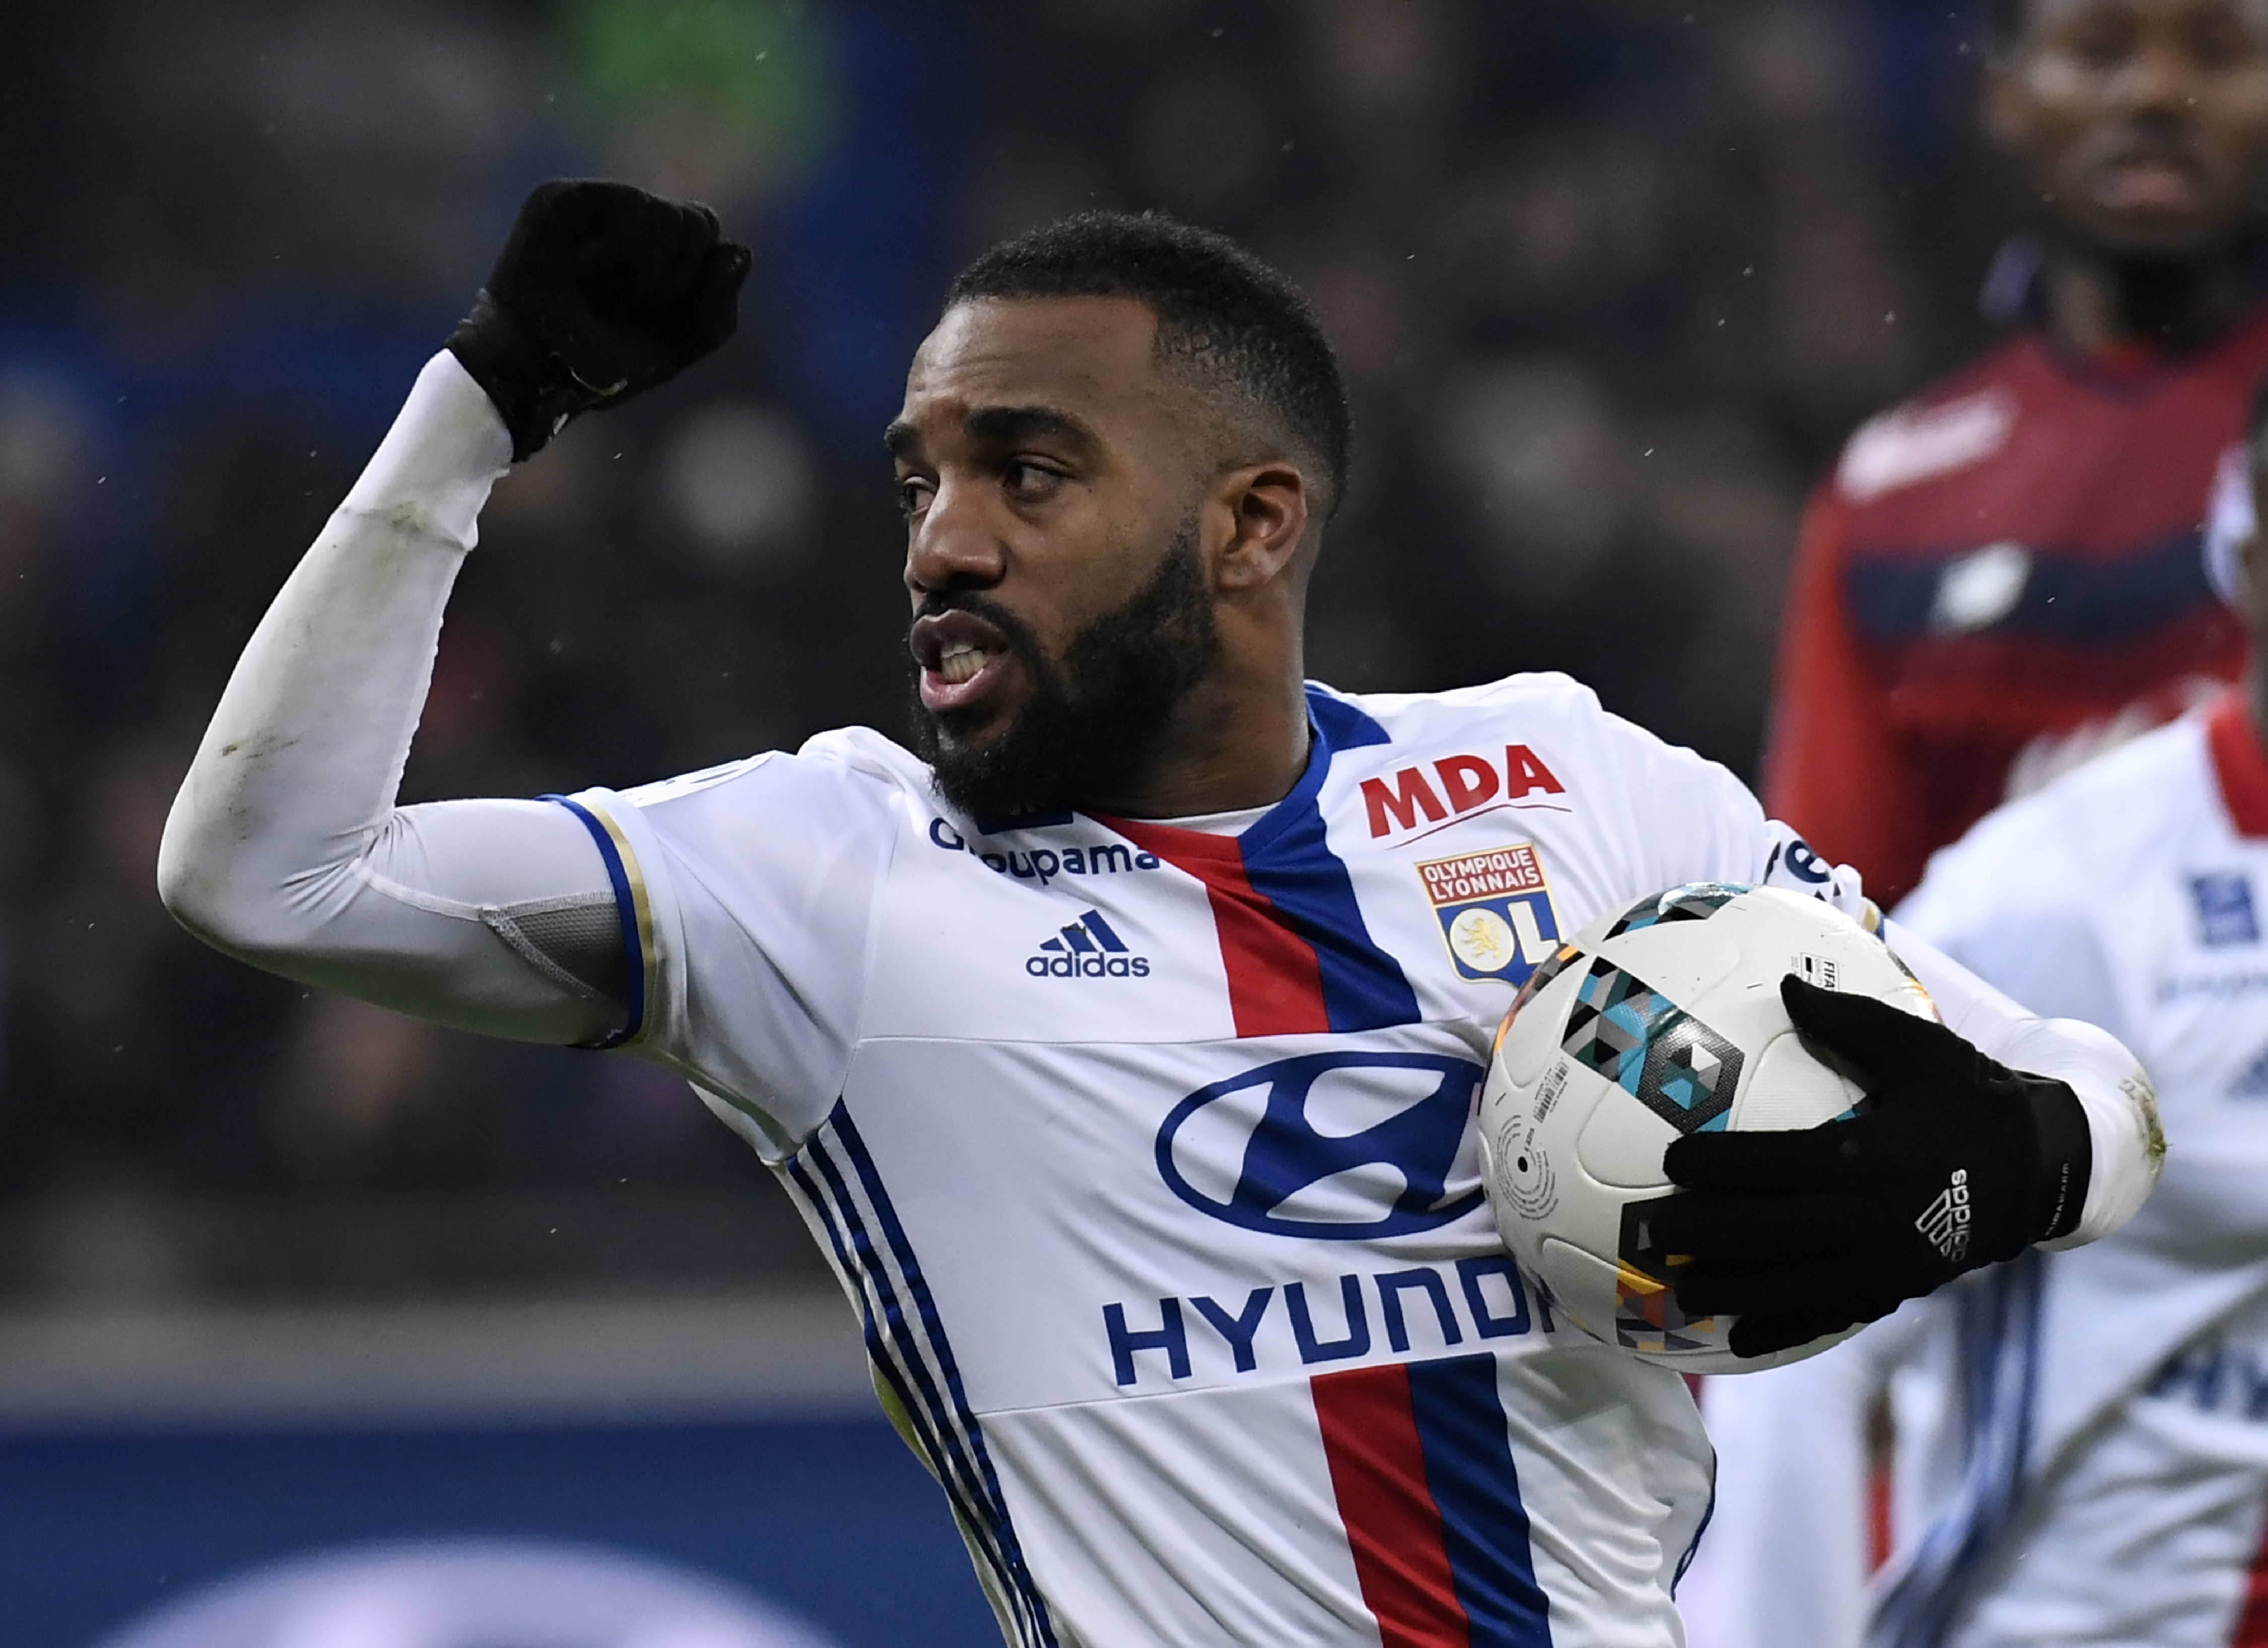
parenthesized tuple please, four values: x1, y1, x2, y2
(1476, 882, 1936, 1373)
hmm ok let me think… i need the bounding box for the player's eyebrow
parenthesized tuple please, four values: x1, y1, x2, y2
(961, 404, 1098, 455)
(885, 404, 1102, 466)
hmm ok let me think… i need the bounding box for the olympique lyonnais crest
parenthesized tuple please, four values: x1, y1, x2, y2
(1416, 844, 1560, 985)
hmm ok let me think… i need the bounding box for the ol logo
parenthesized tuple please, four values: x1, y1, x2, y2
(1415, 843, 1559, 984)
(1154, 1051, 1487, 1240)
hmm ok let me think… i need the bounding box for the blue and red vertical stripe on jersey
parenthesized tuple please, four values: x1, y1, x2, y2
(1311, 1353, 1551, 1646)
(1105, 689, 1423, 1038)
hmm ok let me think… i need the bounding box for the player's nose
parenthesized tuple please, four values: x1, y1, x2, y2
(904, 477, 1009, 595)
(2111, 40, 2200, 118)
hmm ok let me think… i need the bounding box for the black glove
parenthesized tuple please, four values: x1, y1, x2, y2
(1649, 976, 2092, 1359)
(447, 179, 753, 460)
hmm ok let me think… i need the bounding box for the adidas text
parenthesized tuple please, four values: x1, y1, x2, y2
(1029, 954, 1152, 979)
(1030, 910, 1151, 980)
(1915, 1168, 1973, 1263)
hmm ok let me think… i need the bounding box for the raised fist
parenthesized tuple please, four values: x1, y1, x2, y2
(447, 179, 753, 460)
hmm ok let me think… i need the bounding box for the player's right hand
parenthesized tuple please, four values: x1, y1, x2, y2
(1655, 977, 2093, 1358)
(447, 179, 754, 460)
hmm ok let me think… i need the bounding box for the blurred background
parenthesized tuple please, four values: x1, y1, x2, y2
(0, 1, 2024, 1641)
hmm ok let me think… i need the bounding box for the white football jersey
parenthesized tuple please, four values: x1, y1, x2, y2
(158, 352, 2154, 1648)
(552, 675, 1862, 1648)
(1696, 693, 2268, 1648)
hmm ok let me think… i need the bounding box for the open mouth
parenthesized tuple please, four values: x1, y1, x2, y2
(938, 641, 987, 683)
(910, 608, 1019, 715)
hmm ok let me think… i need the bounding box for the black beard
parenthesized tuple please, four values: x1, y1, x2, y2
(2055, 222, 2268, 344)
(909, 524, 1220, 823)
(2105, 249, 2235, 342)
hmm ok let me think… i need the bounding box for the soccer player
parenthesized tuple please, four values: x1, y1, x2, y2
(1765, 0, 2268, 909)
(157, 181, 2160, 1647)
(1700, 379, 2268, 1648)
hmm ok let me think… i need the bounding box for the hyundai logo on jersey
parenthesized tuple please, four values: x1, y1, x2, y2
(2191, 872, 2261, 948)
(1029, 910, 1151, 978)
(1415, 844, 1560, 983)
(1101, 1254, 1540, 1386)
(1155, 1051, 1487, 1239)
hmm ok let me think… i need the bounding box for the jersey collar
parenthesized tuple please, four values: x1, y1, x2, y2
(1082, 685, 1391, 850)
(1238, 685, 1393, 852)
(2207, 688, 2268, 838)
(970, 686, 1389, 841)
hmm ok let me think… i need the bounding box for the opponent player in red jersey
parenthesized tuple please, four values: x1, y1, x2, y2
(1765, 0, 2268, 907)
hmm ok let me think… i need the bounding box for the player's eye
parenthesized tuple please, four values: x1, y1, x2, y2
(2185, 17, 2255, 68)
(1003, 459, 1064, 502)
(2063, 18, 2132, 67)
(897, 477, 934, 521)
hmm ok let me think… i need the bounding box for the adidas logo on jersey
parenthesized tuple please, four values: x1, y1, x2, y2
(1028, 910, 1151, 979)
(1914, 1168, 1973, 1263)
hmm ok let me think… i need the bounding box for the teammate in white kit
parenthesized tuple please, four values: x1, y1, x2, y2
(156, 182, 2161, 1647)
(1698, 382, 2268, 1648)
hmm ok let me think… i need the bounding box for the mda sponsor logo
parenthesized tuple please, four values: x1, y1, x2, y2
(1028, 910, 1152, 979)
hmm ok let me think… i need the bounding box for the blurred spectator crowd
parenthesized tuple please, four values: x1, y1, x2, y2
(0, 0, 2025, 1301)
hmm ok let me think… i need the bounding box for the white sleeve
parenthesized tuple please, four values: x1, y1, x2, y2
(548, 748, 899, 1160)
(1581, 701, 1874, 925)
(1601, 717, 2159, 1246)
(157, 351, 628, 1047)
(1880, 917, 2157, 1245)
(1889, 820, 2163, 1248)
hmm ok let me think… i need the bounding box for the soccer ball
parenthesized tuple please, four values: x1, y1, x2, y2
(1477, 882, 1935, 1373)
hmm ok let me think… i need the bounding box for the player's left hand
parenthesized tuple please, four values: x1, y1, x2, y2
(1649, 976, 2092, 1359)
(447, 178, 753, 460)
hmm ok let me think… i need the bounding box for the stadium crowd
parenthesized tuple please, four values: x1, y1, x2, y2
(0, 0, 2022, 1300)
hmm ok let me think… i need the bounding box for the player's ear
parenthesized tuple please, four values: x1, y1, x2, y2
(1212, 460, 1310, 594)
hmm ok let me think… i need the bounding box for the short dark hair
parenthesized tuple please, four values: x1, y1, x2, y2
(944, 211, 1352, 519)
